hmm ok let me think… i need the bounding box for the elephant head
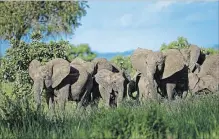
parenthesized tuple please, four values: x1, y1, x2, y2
(28, 58, 70, 109)
(131, 48, 165, 100)
(189, 73, 219, 94)
(198, 54, 219, 79)
(92, 58, 114, 75)
(180, 44, 204, 73)
(95, 69, 125, 107)
(188, 54, 219, 94)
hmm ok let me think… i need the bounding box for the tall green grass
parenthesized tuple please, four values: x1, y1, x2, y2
(1, 92, 219, 139)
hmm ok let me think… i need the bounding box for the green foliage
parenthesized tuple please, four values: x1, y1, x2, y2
(160, 36, 190, 51)
(110, 55, 136, 77)
(0, 34, 96, 100)
(1, 95, 219, 138)
(0, 1, 89, 41)
(160, 36, 219, 55)
(67, 43, 96, 61)
(201, 47, 219, 55)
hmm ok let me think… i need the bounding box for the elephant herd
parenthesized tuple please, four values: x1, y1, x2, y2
(28, 44, 219, 112)
(28, 57, 130, 111)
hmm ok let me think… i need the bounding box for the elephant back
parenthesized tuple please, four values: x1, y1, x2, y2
(47, 58, 70, 88)
(162, 49, 186, 79)
(130, 48, 152, 74)
(198, 54, 219, 80)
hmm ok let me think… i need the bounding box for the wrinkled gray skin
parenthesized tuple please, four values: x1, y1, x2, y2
(29, 58, 93, 112)
(129, 45, 204, 101)
(188, 54, 219, 94)
(160, 45, 206, 100)
(128, 73, 163, 102)
(91, 58, 130, 107)
(94, 69, 125, 108)
(130, 48, 164, 101)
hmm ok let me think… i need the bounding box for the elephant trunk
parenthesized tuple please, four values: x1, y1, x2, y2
(116, 85, 124, 107)
(33, 78, 44, 110)
(147, 74, 158, 100)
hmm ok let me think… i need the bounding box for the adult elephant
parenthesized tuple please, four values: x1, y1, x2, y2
(130, 48, 165, 100)
(129, 45, 204, 101)
(188, 54, 219, 94)
(160, 45, 205, 100)
(29, 58, 93, 111)
(94, 69, 126, 108)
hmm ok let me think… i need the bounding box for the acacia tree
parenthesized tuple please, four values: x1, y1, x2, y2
(0, 1, 89, 42)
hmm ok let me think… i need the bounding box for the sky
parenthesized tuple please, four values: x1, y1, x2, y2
(1, 0, 219, 54)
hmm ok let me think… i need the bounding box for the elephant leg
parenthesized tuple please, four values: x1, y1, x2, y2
(99, 85, 106, 102)
(57, 84, 70, 111)
(104, 89, 111, 108)
(46, 90, 55, 114)
(77, 90, 89, 110)
(166, 83, 176, 100)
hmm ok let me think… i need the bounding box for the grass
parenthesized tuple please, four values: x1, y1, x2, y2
(1, 91, 219, 139)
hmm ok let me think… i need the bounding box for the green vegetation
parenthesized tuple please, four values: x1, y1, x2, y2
(110, 55, 136, 77)
(0, 1, 88, 41)
(160, 36, 190, 51)
(160, 36, 219, 55)
(1, 92, 219, 138)
(1, 1, 219, 137)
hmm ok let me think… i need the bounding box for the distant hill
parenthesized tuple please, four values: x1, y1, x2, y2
(94, 50, 134, 60)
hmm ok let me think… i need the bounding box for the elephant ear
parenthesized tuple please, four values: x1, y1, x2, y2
(189, 44, 201, 72)
(48, 58, 70, 88)
(198, 54, 219, 80)
(29, 59, 41, 80)
(131, 48, 152, 75)
(95, 69, 112, 88)
(162, 49, 185, 79)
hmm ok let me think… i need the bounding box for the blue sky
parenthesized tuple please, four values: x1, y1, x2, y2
(1, 0, 219, 54)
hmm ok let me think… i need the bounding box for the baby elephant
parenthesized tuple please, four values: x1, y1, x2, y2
(94, 69, 126, 108)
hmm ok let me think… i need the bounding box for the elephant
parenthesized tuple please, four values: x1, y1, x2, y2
(28, 58, 93, 112)
(91, 58, 131, 106)
(188, 54, 219, 94)
(130, 48, 165, 100)
(129, 45, 204, 101)
(94, 69, 126, 108)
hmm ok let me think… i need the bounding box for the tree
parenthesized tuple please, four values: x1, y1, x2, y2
(160, 36, 219, 55)
(67, 44, 96, 61)
(110, 55, 136, 77)
(201, 47, 219, 55)
(0, 1, 89, 42)
(160, 36, 190, 51)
